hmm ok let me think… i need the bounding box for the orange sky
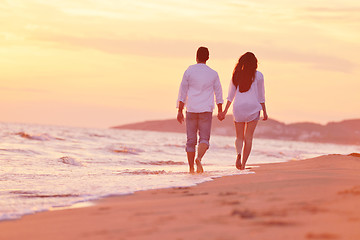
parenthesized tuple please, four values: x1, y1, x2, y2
(1, 0, 359, 128)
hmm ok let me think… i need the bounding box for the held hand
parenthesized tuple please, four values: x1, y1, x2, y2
(177, 111, 184, 124)
(222, 111, 227, 120)
(218, 111, 226, 121)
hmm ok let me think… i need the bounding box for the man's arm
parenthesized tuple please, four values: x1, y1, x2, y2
(213, 73, 223, 111)
(176, 70, 189, 124)
(217, 103, 224, 121)
(213, 73, 223, 120)
(177, 101, 185, 124)
(217, 103, 222, 112)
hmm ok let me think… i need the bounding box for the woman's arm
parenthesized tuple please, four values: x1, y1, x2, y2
(257, 72, 267, 120)
(220, 80, 236, 118)
(261, 102, 268, 121)
(223, 100, 232, 114)
(218, 100, 232, 120)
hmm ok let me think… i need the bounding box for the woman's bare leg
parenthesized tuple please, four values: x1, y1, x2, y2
(241, 120, 258, 170)
(234, 122, 245, 169)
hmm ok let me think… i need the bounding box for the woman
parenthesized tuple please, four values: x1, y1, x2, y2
(220, 52, 268, 170)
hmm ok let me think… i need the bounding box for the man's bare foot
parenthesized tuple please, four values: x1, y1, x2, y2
(236, 154, 241, 170)
(195, 158, 204, 173)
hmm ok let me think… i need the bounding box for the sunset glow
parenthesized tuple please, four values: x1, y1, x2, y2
(1, 0, 359, 127)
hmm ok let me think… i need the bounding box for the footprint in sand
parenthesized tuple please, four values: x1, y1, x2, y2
(218, 191, 237, 196)
(306, 232, 339, 239)
(231, 209, 256, 219)
(338, 186, 360, 195)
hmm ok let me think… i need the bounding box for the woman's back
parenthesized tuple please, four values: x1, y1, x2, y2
(227, 71, 265, 122)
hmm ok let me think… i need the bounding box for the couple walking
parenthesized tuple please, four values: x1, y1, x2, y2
(177, 46, 268, 173)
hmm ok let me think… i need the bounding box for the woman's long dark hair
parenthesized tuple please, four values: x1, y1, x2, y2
(232, 52, 258, 93)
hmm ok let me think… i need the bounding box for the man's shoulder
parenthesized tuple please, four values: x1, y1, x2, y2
(187, 64, 197, 69)
(185, 64, 198, 73)
(203, 64, 217, 71)
(200, 64, 219, 75)
(186, 64, 218, 76)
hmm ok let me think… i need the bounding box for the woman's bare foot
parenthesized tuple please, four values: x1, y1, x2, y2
(240, 161, 245, 170)
(195, 158, 204, 173)
(236, 154, 241, 170)
(189, 166, 195, 174)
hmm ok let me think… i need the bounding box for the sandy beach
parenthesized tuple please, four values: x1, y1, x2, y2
(1, 153, 359, 240)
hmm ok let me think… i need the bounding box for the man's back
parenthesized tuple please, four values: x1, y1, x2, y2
(178, 63, 222, 113)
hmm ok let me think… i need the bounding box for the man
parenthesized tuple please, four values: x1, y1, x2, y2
(177, 46, 223, 173)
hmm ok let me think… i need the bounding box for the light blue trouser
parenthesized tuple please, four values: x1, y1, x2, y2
(185, 112, 212, 152)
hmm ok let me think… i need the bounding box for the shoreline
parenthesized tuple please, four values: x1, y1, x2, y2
(1, 154, 360, 239)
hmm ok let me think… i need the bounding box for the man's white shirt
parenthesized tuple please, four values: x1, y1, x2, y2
(177, 63, 223, 113)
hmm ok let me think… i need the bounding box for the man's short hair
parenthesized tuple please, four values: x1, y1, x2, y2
(196, 47, 209, 62)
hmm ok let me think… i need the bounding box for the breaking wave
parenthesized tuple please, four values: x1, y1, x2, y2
(15, 192, 79, 199)
(110, 144, 144, 155)
(138, 160, 185, 166)
(15, 132, 64, 141)
(58, 156, 83, 166)
(0, 148, 40, 155)
(121, 169, 168, 175)
(164, 144, 184, 148)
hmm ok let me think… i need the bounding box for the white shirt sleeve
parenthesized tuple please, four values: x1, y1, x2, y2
(177, 69, 189, 107)
(257, 73, 265, 103)
(227, 80, 237, 102)
(213, 73, 223, 105)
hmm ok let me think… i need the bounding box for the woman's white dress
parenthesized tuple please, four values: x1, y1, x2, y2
(227, 71, 265, 122)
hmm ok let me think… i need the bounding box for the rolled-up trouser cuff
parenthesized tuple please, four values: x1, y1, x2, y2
(185, 111, 212, 152)
(199, 139, 210, 146)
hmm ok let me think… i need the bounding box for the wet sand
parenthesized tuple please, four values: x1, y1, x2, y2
(1, 154, 360, 240)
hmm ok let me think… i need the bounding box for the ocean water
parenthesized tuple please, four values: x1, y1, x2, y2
(1, 122, 359, 221)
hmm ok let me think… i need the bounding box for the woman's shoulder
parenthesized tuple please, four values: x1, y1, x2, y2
(255, 71, 264, 81)
(255, 71, 263, 77)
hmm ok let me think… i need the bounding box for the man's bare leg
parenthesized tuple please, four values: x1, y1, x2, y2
(187, 152, 195, 173)
(195, 143, 208, 173)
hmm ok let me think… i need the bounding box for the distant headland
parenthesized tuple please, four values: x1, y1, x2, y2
(112, 116, 360, 146)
